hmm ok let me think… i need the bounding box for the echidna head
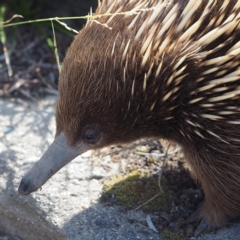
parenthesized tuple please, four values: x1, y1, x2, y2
(18, 0, 202, 195)
(18, 21, 166, 195)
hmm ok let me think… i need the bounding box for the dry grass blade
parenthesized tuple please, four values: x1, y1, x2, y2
(0, 14, 23, 25)
(90, 20, 112, 30)
(2, 7, 159, 28)
(55, 19, 78, 34)
(51, 20, 61, 72)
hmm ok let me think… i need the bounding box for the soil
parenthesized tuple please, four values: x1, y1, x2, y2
(98, 141, 204, 239)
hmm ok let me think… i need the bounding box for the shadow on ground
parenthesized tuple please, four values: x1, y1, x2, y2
(1, 97, 240, 240)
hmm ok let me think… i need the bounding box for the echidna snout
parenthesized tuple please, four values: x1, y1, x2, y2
(19, 0, 240, 232)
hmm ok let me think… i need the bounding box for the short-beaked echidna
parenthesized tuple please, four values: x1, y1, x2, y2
(19, 0, 240, 229)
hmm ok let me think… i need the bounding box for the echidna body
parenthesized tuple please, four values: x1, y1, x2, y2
(19, 0, 240, 229)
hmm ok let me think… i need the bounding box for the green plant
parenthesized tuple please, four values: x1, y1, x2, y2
(0, 4, 13, 76)
(0, 5, 6, 43)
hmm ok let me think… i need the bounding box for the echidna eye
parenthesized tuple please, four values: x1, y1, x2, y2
(82, 126, 100, 144)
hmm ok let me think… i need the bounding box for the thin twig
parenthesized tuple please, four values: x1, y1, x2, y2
(134, 193, 161, 211)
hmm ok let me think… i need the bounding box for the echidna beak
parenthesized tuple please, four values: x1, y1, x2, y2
(18, 133, 81, 195)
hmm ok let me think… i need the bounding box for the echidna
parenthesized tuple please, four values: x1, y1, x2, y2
(19, 0, 240, 230)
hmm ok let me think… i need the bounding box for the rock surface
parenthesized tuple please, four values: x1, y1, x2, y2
(0, 96, 239, 240)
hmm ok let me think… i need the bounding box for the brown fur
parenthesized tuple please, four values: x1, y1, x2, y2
(56, 0, 240, 227)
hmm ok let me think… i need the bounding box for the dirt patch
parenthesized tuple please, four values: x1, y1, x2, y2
(96, 140, 204, 239)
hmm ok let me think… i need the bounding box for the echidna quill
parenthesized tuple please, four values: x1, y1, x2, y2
(19, 0, 240, 231)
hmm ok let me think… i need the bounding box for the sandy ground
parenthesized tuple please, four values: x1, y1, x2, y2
(0, 96, 161, 240)
(0, 96, 240, 240)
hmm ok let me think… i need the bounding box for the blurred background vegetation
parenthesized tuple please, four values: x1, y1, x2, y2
(0, 0, 97, 100)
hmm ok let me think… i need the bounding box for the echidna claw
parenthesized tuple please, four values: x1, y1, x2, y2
(185, 203, 209, 237)
(194, 219, 208, 237)
(185, 207, 202, 224)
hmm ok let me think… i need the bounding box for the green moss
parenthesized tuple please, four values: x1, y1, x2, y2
(147, 157, 158, 165)
(103, 169, 170, 211)
(161, 230, 186, 240)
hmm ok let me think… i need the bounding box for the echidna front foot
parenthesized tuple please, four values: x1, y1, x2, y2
(183, 147, 239, 235)
(186, 201, 226, 236)
(185, 202, 210, 236)
(185, 202, 202, 224)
